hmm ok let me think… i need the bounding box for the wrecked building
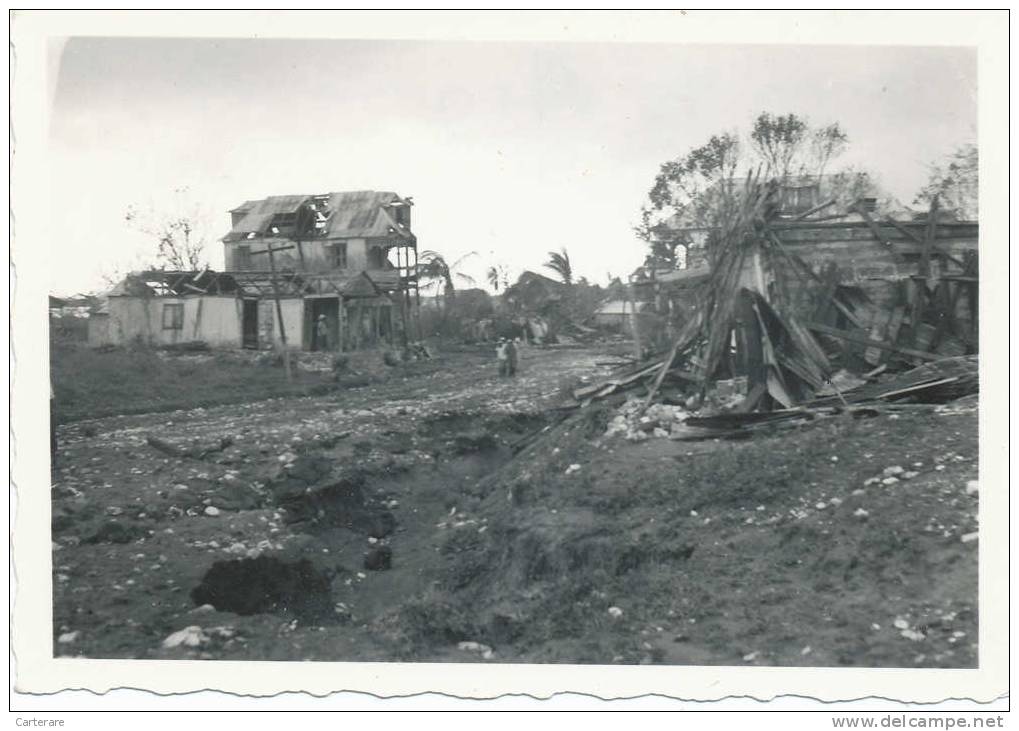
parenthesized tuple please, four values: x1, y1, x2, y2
(503, 271, 569, 315)
(635, 189, 979, 363)
(584, 177, 980, 415)
(90, 191, 421, 352)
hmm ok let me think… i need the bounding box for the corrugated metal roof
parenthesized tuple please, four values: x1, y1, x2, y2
(223, 191, 405, 242)
(322, 190, 400, 238)
(338, 272, 381, 298)
(225, 192, 311, 240)
(363, 269, 401, 288)
(595, 300, 650, 316)
(223, 195, 311, 242)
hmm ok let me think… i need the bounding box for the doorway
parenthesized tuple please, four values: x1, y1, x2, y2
(242, 299, 259, 349)
(308, 297, 340, 352)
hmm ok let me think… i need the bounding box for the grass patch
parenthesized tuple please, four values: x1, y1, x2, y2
(51, 342, 334, 422)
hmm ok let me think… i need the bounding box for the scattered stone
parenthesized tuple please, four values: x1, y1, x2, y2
(105, 506, 124, 516)
(893, 617, 910, 630)
(853, 508, 869, 519)
(204, 506, 221, 517)
(966, 481, 978, 495)
(457, 641, 494, 660)
(742, 651, 760, 662)
(607, 606, 624, 618)
(57, 631, 80, 644)
(800, 645, 812, 656)
(883, 466, 905, 477)
(882, 477, 900, 486)
(900, 628, 926, 642)
(960, 532, 978, 544)
(565, 464, 581, 475)
(162, 626, 207, 649)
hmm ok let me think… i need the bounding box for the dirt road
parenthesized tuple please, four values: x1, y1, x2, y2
(50, 343, 979, 667)
(50, 344, 614, 660)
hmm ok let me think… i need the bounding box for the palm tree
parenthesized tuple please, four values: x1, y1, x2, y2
(543, 247, 573, 285)
(418, 250, 477, 310)
(486, 264, 509, 292)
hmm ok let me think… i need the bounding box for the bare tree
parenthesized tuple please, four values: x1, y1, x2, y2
(637, 112, 866, 270)
(125, 187, 211, 271)
(751, 112, 808, 178)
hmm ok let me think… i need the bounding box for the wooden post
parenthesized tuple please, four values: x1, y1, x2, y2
(627, 282, 643, 360)
(921, 195, 939, 281)
(396, 246, 410, 346)
(412, 245, 422, 341)
(737, 290, 766, 403)
(249, 242, 297, 382)
(265, 245, 293, 382)
(912, 196, 940, 347)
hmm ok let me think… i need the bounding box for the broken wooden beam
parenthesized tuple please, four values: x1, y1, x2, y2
(805, 322, 941, 362)
(793, 198, 837, 221)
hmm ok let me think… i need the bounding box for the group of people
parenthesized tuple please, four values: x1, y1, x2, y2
(495, 337, 519, 377)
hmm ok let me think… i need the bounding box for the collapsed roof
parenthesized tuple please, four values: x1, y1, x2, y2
(223, 191, 415, 243)
(106, 269, 389, 299)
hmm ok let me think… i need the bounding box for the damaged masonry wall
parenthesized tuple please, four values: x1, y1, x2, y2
(96, 296, 242, 348)
(776, 220, 978, 305)
(654, 218, 979, 356)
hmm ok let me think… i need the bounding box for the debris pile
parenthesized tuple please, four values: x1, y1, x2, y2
(604, 399, 690, 441)
(573, 175, 978, 422)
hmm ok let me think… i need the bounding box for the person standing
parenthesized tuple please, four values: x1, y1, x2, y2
(315, 314, 330, 351)
(506, 338, 519, 377)
(496, 338, 508, 377)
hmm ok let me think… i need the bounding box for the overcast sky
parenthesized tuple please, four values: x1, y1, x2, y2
(48, 37, 976, 296)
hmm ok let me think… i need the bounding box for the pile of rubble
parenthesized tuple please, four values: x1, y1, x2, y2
(604, 399, 691, 441)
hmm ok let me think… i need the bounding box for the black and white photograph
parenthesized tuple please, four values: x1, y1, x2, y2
(10, 10, 1009, 711)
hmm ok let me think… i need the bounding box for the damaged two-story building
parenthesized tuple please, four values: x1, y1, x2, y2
(90, 190, 422, 352)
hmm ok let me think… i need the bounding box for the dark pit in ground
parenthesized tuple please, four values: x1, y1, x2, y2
(191, 555, 335, 621)
(270, 458, 398, 536)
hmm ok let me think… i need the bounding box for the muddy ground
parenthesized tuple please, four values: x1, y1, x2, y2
(50, 343, 979, 667)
